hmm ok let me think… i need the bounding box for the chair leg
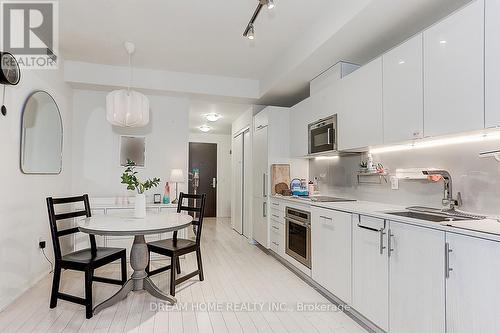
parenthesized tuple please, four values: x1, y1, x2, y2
(170, 255, 177, 296)
(176, 257, 181, 274)
(196, 248, 204, 281)
(121, 254, 127, 284)
(84, 269, 93, 319)
(50, 264, 61, 308)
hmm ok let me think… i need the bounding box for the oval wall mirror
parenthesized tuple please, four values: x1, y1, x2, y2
(20, 91, 63, 174)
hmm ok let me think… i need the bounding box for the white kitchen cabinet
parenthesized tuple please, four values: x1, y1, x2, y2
(289, 97, 312, 157)
(352, 215, 388, 331)
(311, 207, 352, 303)
(423, 0, 484, 137)
(383, 34, 424, 143)
(253, 108, 269, 131)
(252, 126, 268, 199)
(446, 233, 500, 333)
(252, 124, 268, 247)
(388, 221, 445, 333)
(338, 57, 383, 150)
(485, 0, 500, 128)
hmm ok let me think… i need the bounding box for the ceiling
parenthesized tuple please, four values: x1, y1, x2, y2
(189, 101, 249, 135)
(59, 0, 360, 80)
(60, 0, 472, 106)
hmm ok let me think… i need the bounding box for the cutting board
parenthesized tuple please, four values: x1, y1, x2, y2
(271, 164, 290, 195)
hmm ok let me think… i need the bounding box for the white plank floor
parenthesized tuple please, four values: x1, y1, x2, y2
(0, 218, 367, 333)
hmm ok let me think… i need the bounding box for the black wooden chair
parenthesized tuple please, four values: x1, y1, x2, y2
(47, 194, 127, 319)
(146, 192, 206, 296)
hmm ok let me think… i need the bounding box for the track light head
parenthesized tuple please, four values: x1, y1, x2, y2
(267, 0, 275, 9)
(247, 24, 255, 40)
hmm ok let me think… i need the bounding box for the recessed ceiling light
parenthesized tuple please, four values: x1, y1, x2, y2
(199, 125, 211, 132)
(439, 40, 447, 44)
(205, 113, 222, 122)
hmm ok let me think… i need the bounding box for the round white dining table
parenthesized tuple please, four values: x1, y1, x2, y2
(78, 213, 193, 315)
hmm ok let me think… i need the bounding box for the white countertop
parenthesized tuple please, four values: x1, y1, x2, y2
(271, 195, 500, 242)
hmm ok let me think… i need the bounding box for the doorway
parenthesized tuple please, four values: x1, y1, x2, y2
(189, 142, 217, 217)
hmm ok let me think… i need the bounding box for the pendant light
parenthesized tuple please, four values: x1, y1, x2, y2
(106, 42, 149, 127)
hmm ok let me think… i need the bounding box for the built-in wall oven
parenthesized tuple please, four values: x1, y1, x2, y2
(285, 206, 311, 268)
(308, 115, 337, 154)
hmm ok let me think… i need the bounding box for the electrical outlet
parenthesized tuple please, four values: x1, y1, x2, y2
(390, 176, 399, 190)
(38, 237, 46, 249)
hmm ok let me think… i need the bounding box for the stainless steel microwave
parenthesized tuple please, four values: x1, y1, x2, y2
(308, 115, 337, 154)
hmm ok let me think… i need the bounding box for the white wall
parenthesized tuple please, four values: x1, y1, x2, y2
(309, 139, 500, 217)
(0, 64, 74, 310)
(189, 133, 232, 217)
(71, 90, 189, 201)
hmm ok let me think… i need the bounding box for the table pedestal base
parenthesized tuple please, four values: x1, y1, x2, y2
(93, 235, 176, 315)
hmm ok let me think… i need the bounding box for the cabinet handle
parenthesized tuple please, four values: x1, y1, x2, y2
(272, 214, 279, 219)
(272, 225, 279, 230)
(272, 241, 279, 246)
(263, 173, 267, 198)
(320, 215, 332, 221)
(379, 229, 386, 255)
(271, 202, 279, 206)
(388, 229, 395, 257)
(445, 242, 453, 278)
(263, 202, 267, 218)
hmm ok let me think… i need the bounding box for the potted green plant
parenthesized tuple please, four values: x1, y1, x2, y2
(121, 159, 160, 218)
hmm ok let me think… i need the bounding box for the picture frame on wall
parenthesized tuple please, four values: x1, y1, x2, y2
(119, 135, 146, 167)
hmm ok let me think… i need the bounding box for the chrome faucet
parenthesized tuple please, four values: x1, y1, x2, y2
(422, 170, 462, 210)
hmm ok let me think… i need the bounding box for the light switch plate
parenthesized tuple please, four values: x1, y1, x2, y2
(390, 176, 399, 190)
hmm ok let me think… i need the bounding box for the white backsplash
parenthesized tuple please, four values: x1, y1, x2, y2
(309, 139, 500, 216)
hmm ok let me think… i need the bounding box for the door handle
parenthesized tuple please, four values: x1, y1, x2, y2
(327, 128, 332, 145)
(212, 178, 216, 188)
(263, 202, 267, 218)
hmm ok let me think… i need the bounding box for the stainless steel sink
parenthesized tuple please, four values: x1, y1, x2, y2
(386, 211, 470, 222)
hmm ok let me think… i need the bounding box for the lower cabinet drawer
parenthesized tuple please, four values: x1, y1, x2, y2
(270, 228, 285, 257)
(270, 209, 284, 224)
(270, 220, 283, 234)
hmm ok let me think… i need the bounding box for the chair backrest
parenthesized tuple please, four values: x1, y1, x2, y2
(46, 194, 94, 260)
(176, 192, 207, 244)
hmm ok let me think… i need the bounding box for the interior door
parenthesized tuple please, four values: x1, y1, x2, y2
(189, 142, 217, 217)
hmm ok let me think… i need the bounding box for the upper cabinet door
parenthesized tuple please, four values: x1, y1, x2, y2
(338, 57, 383, 150)
(289, 97, 311, 157)
(485, 0, 500, 128)
(423, 0, 484, 137)
(383, 34, 424, 143)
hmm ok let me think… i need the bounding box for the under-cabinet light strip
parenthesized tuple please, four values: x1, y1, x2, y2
(370, 130, 500, 154)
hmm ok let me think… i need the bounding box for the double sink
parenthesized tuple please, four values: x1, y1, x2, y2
(385, 207, 485, 223)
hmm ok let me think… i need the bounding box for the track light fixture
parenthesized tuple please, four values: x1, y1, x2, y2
(243, 0, 276, 40)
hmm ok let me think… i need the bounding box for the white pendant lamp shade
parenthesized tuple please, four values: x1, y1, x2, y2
(106, 89, 150, 127)
(106, 41, 150, 127)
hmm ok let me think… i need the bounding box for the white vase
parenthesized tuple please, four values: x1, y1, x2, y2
(134, 193, 146, 218)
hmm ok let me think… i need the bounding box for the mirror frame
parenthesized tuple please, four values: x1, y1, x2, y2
(20, 90, 63, 175)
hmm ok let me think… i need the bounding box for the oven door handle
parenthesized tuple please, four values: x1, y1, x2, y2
(284, 217, 310, 228)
